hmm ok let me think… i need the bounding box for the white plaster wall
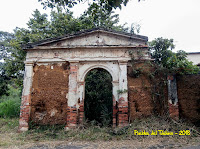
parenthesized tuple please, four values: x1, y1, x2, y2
(187, 54, 200, 65)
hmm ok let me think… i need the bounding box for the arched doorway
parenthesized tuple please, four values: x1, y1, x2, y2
(84, 68, 113, 126)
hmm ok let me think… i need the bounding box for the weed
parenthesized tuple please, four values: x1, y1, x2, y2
(0, 116, 199, 148)
(0, 85, 21, 118)
(117, 89, 128, 94)
(0, 99, 20, 118)
(0, 118, 19, 133)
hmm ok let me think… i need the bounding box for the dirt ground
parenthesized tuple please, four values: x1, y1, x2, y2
(2, 138, 200, 149)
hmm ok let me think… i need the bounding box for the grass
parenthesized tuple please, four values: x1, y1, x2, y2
(0, 86, 199, 147)
(0, 85, 199, 146)
(0, 85, 21, 118)
(0, 116, 199, 148)
(0, 118, 20, 147)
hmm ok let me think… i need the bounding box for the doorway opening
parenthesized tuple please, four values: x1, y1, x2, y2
(84, 68, 113, 126)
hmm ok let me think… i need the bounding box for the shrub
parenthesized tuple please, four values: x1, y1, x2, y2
(0, 98, 20, 118)
(0, 85, 21, 118)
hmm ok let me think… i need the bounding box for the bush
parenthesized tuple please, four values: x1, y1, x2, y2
(0, 98, 20, 118)
(0, 85, 21, 118)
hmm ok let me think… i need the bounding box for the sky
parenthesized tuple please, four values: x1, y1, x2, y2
(0, 0, 200, 52)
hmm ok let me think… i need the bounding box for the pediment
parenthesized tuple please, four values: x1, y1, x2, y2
(25, 28, 148, 49)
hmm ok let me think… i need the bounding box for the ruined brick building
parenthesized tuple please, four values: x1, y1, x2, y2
(19, 28, 198, 132)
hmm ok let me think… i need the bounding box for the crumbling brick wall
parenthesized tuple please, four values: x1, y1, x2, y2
(30, 62, 69, 125)
(177, 74, 200, 125)
(127, 62, 154, 122)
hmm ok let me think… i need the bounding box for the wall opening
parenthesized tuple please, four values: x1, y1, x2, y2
(84, 68, 113, 126)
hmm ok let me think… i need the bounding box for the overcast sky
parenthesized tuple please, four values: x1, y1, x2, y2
(0, 0, 200, 52)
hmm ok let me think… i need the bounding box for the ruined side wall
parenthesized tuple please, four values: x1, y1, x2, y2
(127, 62, 154, 122)
(30, 62, 69, 125)
(177, 75, 200, 125)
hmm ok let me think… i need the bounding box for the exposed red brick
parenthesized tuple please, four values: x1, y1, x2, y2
(168, 102, 179, 121)
(30, 63, 69, 125)
(19, 94, 31, 132)
(117, 97, 128, 127)
(127, 62, 162, 122)
(177, 75, 200, 125)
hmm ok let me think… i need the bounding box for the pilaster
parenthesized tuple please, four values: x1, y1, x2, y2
(19, 62, 33, 132)
(66, 61, 79, 129)
(118, 60, 129, 127)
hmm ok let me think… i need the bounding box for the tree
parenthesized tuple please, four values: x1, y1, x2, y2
(0, 31, 15, 97)
(149, 37, 175, 66)
(49, 7, 82, 37)
(0, 63, 10, 97)
(0, 31, 14, 60)
(26, 9, 51, 42)
(79, 2, 127, 31)
(149, 38, 199, 75)
(38, 0, 141, 12)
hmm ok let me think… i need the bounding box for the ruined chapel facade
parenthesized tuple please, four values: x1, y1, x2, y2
(19, 28, 178, 132)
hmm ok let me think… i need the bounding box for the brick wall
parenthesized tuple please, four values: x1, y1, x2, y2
(177, 74, 200, 126)
(127, 62, 154, 122)
(30, 63, 69, 125)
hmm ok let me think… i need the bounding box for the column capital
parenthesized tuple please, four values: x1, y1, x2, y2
(24, 61, 34, 66)
(118, 60, 128, 65)
(69, 60, 79, 64)
(77, 81, 84, 85)
(112, 81, 119, 85)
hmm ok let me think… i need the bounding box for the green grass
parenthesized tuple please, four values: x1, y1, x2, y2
(0, 85, 21, 118)
(0, 116, 199, 148)
(0, 118, 19, 133)
(0, 118, 21, 147)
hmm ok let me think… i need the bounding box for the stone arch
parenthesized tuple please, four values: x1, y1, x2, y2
(78, 63, 119, 103)
(66, 61, 129, 128)
(82, 65, 114, 102)
(79, 64, 118, 82)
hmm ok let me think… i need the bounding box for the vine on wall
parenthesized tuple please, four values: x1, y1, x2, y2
(128, 49, 169, 117)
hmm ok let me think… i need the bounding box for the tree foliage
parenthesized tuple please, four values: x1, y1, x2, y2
(0, 32, 15, 97)
(49, 8, 81, 37)
(149, 38, 199, 75)
(79, 3, 127, 31)
(38, 0, 141, 12)
(0, 31, 14, 60)
(150, 37, 175, 65)
(0, 63, 10, 97)
(85, 68, 113, 126)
